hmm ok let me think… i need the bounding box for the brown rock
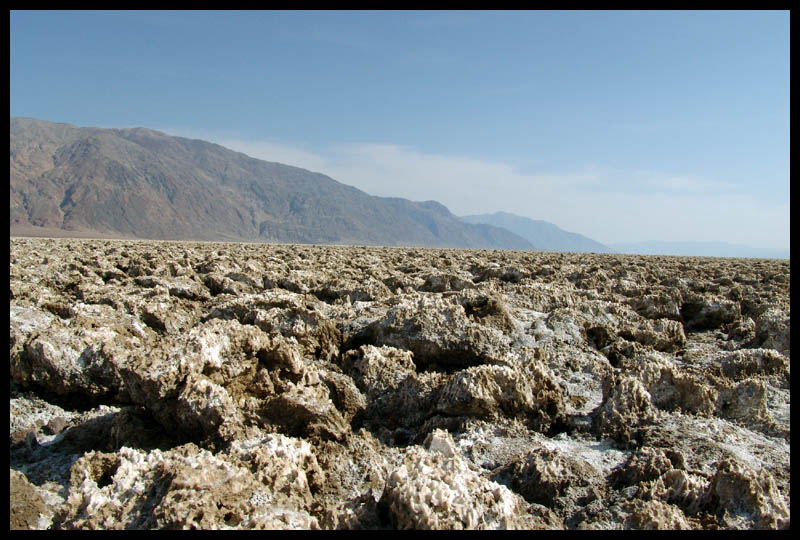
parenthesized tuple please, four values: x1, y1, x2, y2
(10, 469, 49, 530)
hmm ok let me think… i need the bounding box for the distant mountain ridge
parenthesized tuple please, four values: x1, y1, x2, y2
(10, 118, 533, 250)
(460, 212, 612, 253)
(610, 241, 790, 260)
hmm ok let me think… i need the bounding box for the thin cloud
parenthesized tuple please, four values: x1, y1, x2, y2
(654, 175, 734, 193)
(616, 169, 738, 195)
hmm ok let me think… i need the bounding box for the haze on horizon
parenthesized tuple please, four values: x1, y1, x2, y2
(10, 10, 790, 252)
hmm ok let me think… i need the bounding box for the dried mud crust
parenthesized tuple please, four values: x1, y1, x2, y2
(9, 237, 790, 530)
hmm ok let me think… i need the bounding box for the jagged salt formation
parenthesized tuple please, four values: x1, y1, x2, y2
(9, 238, 790, 529)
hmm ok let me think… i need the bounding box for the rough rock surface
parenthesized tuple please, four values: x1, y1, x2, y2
(9, 237, 790, 529)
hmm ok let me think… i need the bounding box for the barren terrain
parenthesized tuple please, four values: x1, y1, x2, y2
(9, 237, 790, 529)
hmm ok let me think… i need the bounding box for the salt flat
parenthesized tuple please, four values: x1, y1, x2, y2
(9, 237, 790, 529)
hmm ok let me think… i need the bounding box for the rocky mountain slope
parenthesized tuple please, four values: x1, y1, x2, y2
(10, 237, 790, 529)
(10, 118, 532, 250)
(461, 212, 612, 253)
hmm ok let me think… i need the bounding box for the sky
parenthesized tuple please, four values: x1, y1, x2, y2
(10, 10, 790, 250)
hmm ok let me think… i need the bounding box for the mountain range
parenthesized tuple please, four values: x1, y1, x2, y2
(11, 118, 786, 259)
(460, 212, 612, 254)
(10, 118, 533, 250)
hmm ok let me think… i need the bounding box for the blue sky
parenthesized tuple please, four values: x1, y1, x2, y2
(10, 10, 790, 249)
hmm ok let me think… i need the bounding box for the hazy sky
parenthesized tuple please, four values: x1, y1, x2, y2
(10, 10, 790, 249)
